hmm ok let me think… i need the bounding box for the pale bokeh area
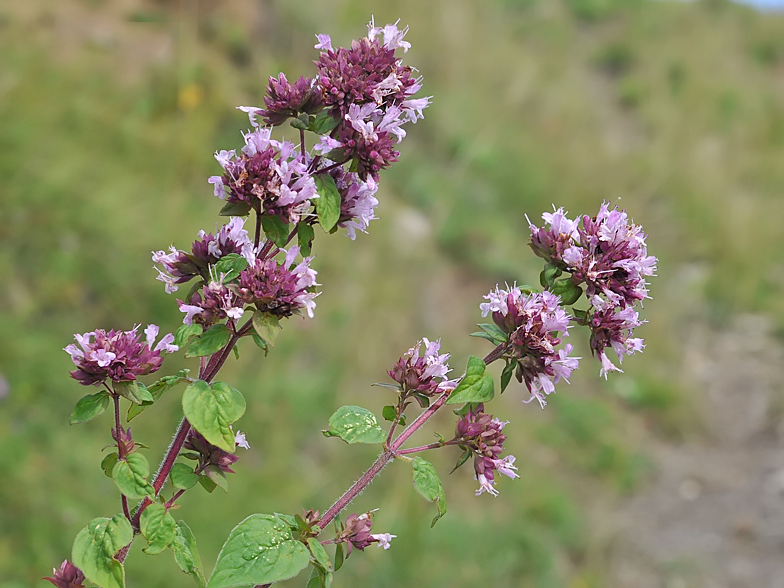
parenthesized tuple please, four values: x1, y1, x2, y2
(2, 0, 784, 587)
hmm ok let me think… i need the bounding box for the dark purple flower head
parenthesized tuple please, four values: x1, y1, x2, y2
(65, 325, 177, 386)
(337, 512, 396, 556)
(454, 404, 519, 497)
(259, 73, 323, 126)
(153, 218, 254, 294)
(183, 429, 248, 474)
(335, 104, 402, 181)
(589, 306, 645, 378)
(112, 425, 136, 456)
(529, 203, 657, 311)
(480, 287, 579, 408)
(44, 560, 85, 588)
(209, 128, 317, 224)
(178, 281, 245, 327)
(233, 246, 319, 319)
(388, 339, 451, 397)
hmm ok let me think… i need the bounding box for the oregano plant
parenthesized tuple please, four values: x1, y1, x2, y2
(47, 18, 657, 588)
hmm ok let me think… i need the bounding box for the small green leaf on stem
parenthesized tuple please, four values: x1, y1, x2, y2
(101, 452, 119, 478)
(170, 463, 200, 490)
(72, 514, 133, 588)
(185, 324, 231, 358)
(204, 464, 229, 493)
(411, 457, 448, 527)
(199, 476, 217, 493)
(540, 263, 562, 289)
(371, 382, 403, 393)
(469, 323, 508, 346)
(333, 543, 344, 572)
(140, 503, 176, 555)
(297, 223, 315, 257)
(307, 538, 332, 572)
(71, 391, 111, 425)
(218, 201, 252, 217)
(446, 356, 495, 405)
(500, 360, 516, 393)
(182, 380, 246, 452)
(314, 174, 341, 233)
(112, 453, 155, 500)
(171, 520, 207, 588)
(128, 369, 191, 421)
(322, 406, 386, 444)
(207, 514, 310, 588)
(113, 381, 153, 405)
(261, 214, 290, 247)
(175, 324, 203, 348)
(449, 448, 472, 474)
(252, 310, 281, 348)
(214, 253, 249, 284)
(311, 111, 340, 134)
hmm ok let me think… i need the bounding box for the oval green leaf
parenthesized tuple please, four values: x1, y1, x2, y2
(140, 503, 176, 555)
(171, 520, 206, 588)
(182, 380, 246, 452)
(72, 514, 133, 588)
(112, 453, 155, 500)
(252, 310, 281, 348)
(170, 462, 199, 490)
(207, 514, 310, 588)
(411, 457, 448, 527)
(261, 214, 290, 247)
(322, 405, 386, 444)
(70, 391, 111, 425)
(307, 538, 332, 572)
(186, 324, 231, 358)
(314, 174, 341, 232)
(446, 356, 495, 405)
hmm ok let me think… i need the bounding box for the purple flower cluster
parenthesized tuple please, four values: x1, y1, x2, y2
(528, 202, 657, 376)
(454, 404, 519, 497)
(481, 287, 579, 408)
(44, 560, 85, 588)
(209, 127, 317, 224)
(65, 325, 177, 386)
(178, 281, 245, 326)
(233, 245, 318, 319)
(388, 339, 452, 397)
(331, 167, 379, 239)
(259, 73, 323, 127)
(153, 217, 254, 294)
(335, 512, 396, 556)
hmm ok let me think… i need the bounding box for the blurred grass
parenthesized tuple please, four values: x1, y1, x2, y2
(0, 0, 783, 586)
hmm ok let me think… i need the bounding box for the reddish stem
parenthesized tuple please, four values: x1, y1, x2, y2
(396, 441, 449, 455)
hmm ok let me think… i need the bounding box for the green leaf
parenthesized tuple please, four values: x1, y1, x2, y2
(101, 452, 119, 478)
(170, 463, 199, 490)
(314, 174, 341, 232)
(113, 380, 153, 405)
(333, 543, 344, 572)
(449, 448, 472, 474)
(185, 324, 231, 358)
(311, 111, 340, 134)
(204, 464, 229, 493)
(140, 503, 176, 555)
(371, 382, 403, 393)
(218, 201, 252, 217)
(290, 113, 310, 130)
(469, 323, 507, 346)
(411, 457, 448, 527)
(381, 405, 397, 422)
(261, 214, 290, 247)
(322, 405, 386, 444)
(72, 514, 133, 588)
(297, 223, 315, 257)
(540, 263, 562, 288)
(549, 277, 583, 305)
(128, 369, 191, 421)
(500, 360, 516, 393)
(182, 380, 246, 452)
(250, 333, 269, 355)
(112, 453, 155, 500)
(307, 538, 332, 572)
(199, 475, 217, 493)
(252, 310, 281, 348)
(306, 566, 332, 588)
(175, 324, 203, 348)
(214, 253, 249, 284)
(446, 356, 495, 405)
(70, 391, 111, 425)
(207, 514, 310, 588)
(171, 520, 207, 588)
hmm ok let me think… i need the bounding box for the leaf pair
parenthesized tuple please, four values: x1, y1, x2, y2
(182, 380, 246, 452)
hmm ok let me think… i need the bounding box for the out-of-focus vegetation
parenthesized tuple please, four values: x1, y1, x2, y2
(1, 0, 783, 586)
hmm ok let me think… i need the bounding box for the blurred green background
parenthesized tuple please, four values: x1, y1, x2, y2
(3, 0, 784, 586)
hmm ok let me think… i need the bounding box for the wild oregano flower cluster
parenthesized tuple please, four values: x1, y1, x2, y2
(52, 19, 657, 588)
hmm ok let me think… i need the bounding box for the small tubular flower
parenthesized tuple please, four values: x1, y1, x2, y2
(481, 286, 579, 408)
(329, 167, 379, 239)
(387, 338, 451, 397)
(44, 560, 85, 588)
(65, 325, 177, 386)
(589, 306, 645, 378)
(183, 430, 243, 475)
(258, 73, 323, 126)
(233, 246, 319, 319)
(152, 218, 254, 294)
(336, 512, 395, 556)
(178, 281, 245, 326)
